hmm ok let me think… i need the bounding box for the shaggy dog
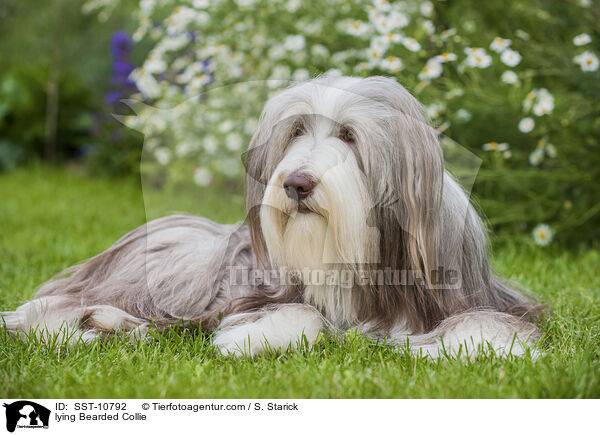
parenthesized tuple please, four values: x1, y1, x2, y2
(1, 76, 541, 358)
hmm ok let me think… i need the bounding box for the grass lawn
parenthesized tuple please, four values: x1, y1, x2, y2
(1, 165, 599, 398)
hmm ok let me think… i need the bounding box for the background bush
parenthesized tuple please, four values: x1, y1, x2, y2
(0, 0, 143, 174)
(1, 0, 598, 246)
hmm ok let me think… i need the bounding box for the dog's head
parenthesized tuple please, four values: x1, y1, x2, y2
(243, 76, 447, 327)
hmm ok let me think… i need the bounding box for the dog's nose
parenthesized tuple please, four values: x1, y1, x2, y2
(283, 173, 315, 200)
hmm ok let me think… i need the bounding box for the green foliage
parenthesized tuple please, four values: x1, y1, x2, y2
(118, 0, 599, 245)
(0, 0, 598, 243)
(0, 64, 94, 165)
(1, 167, 599, 398)
(0, 0, 143, 172)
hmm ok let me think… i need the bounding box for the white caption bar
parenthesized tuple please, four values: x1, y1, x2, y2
(2, 399, 597, 434)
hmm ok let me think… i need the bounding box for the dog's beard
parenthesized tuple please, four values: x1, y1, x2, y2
(260, 150, 380, 326)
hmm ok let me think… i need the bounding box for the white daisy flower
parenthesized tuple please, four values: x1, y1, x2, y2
(437, 121, 451, 133)
(500, 49, 522, 67)
(268, 65, 291, 87)
(236, 0, 257, 6)
(523, 89, 554, 115)
(380, 56, 403, 72)
(187, 74, 211, 93)
(154, 147, 171, 165)
(533, 89, 554, 115)
(440, 28, 457, 40)
(193, 0, 209, 8)
(465, 47, 485, 57)
(482, 142, 509, 151)
(370, 35, 391, 52)
(418, 59, 443, 80)
(573, 33, 591, 46)
(523, 91, 536, 111)
(244, 118, 258, 135)
(325, 68, 343, 78)
(293, 68, 310, 81)
(390, 11, 409, 29)
(503, 150, 512, 159)
(225, 132, 243, 151)
(286, 0, 301, 12)
(519, 117, 535, 133)
(574, 51, 599, 71)
(219, 120, 234, 133)
(311, 44, 329, 57)
(529, 148, 544, 166)
(426, 103, 445, 119)
(175, 141, 194, 158)
(345, 20, 370, 37)
(445, 88, 464, 98)
(193, 167, 213, 187)
(385, 33, 402, 44)
(166, 7, 198, 34)
(373, 15, 394, 33)
(268, 44, 286, 60)
(533, 100, 554, 116)
(401, 37, 421, 52)
(465, 49, 492, 68)
(131, 69, 162, 99)
(433, 52, 457, 63)
(490, 37, 511, 53)
(204, 135, 218, 153)
(420, 1, 433, 17)
(455, 108, 472, 122)
(421, 20, 435, 35)
(532, 224, 553, 246)
(373, 0, 392, 12)
(546, 143, 557, 158)
(501, 70, 518, 84)
(284, 35, 306, 51)
(140, 0, 156, 14)
(144, 55, 167, 74)
(367, 46, 385, 60)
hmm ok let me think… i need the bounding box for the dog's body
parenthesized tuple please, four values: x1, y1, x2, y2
(2, 76, 541, 357)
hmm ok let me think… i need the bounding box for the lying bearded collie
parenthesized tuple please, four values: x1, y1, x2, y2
(1, 76, 541, 358)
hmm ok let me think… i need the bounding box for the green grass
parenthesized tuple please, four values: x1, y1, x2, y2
(1, 165, 599, 398)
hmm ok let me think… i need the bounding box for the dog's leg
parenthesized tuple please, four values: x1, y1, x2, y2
(213, 304, 326, 357)
(387, 311, 540, 359)
(78, 305, 150, 342)
(1, 296, 148, 344)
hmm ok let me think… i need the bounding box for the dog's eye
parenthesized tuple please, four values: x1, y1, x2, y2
(339, 127, 355, 144)
(292, 124, 305, 138)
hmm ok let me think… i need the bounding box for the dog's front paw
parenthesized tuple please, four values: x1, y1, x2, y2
(213, 304, 325, 357)
(213, 325, 263, 357)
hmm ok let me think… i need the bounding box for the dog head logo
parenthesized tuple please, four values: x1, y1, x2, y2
(3, 401, 50, 432)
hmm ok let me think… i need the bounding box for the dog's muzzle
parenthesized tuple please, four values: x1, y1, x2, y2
(283, 172, 315, 201)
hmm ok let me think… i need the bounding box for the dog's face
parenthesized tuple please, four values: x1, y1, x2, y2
(247, 76, 442, 268)
(260, 109, 379, 272)
(262, 79, 412, 275)
(243, 76, 446, 325)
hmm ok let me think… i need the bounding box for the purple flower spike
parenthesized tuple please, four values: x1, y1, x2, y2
(104, 90, 123, 106)
(111, 60, 135, 85)
(111, 31, 132, 60)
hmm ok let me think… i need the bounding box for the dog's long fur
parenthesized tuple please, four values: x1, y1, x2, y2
(2, 76, 541, 357)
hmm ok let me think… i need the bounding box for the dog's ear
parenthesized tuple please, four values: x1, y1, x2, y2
(244, 108, 277, 269)
(395, 102, 444, 293)
(361, 77, 445, 331)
